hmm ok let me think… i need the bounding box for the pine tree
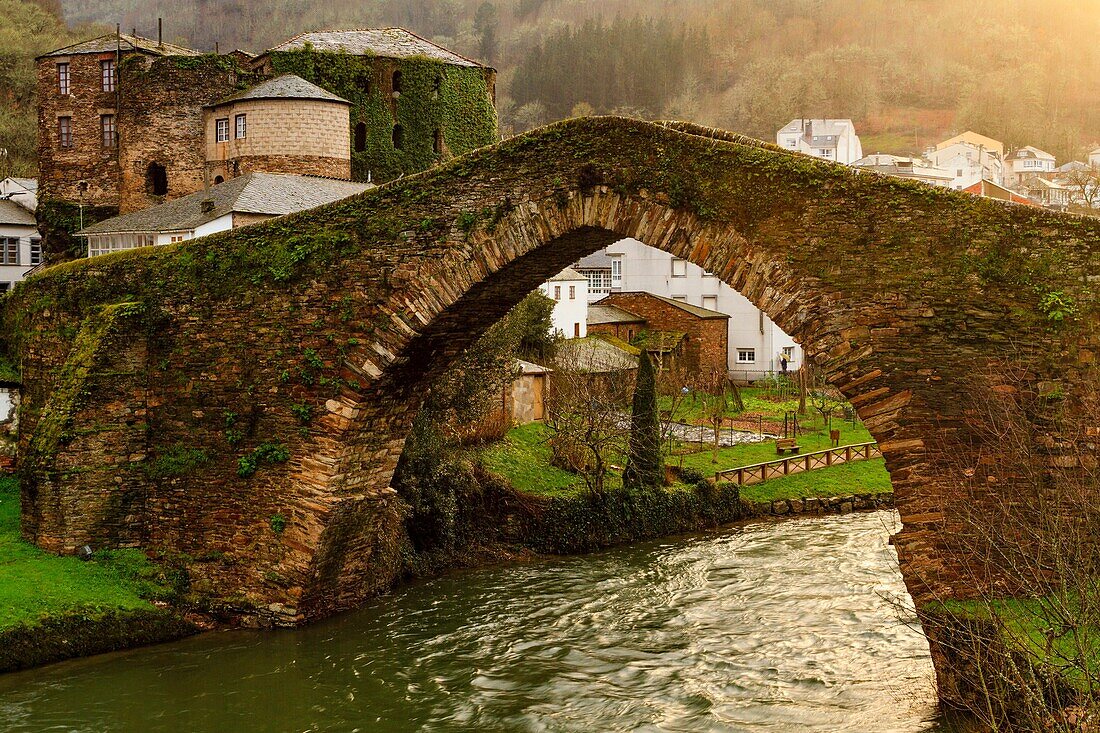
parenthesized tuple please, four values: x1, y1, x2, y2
(623, 352, 663, 490)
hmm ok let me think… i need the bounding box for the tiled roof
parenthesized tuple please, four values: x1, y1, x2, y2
(262, 28, 485, 68)
(546, 267, 587, 282)
(208, 74, 350, 108)
(0, 199, 36, 226)
(39, 33, 200, 59)
(79, 173, 371, 235)
(587, 304, 644, 325)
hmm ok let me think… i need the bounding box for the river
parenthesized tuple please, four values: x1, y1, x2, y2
(0, 510, 947, 732)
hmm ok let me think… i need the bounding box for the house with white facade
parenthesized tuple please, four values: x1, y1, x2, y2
(1020, 176, 1071, 210)
(775, 119, 863, 165)
(573, 239, 801, 379)
(78, 172, 371, 256)
(1004, 146, 1056, 189)
(1090, 148, 1100, 169)
(851, 154, 954, 187)
(0, 177, 42, 292)
(539, 268, 589, 339)
(927, 141, 1004, 190)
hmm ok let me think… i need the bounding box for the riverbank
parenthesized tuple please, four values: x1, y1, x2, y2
(0, 477, 196, 672)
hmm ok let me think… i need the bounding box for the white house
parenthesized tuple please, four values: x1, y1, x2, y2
(574, 239, 802, 378)
(0, 177, 42, 292)
(1090, 148, 1100, 169)
(851, 154, 954, 187)
(78, 172, 371, 257)
(776, 119, 863, 165)
(539, 268, 589, 339)
(1003, 146, 1056, 189)
(927, 141, 1004, 190)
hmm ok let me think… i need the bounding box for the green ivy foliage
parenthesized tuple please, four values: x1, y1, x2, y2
(266, 49, 497, 182)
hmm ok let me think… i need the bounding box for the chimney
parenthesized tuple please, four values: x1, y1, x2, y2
(200, 199, 215, 213)
(158, 17, 163, 46)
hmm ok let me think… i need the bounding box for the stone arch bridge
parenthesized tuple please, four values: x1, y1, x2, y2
(3, 118, 1098, 624)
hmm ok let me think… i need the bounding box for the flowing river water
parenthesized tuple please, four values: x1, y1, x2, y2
(0, 510, 948, 732)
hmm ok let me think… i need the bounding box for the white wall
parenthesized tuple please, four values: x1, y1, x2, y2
(928, 143, 1004, 189)
(603, 238, 802, 377)
(539, 274, 589, 339)
(0, 222, 40, 291)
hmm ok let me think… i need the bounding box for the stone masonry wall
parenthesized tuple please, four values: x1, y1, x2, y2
(204, 98, 351, 181)
(3, 118, 1098, 629)
(596, 292, 729, 375)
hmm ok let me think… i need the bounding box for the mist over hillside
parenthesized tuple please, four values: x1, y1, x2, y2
(2, 0, 1098, 177)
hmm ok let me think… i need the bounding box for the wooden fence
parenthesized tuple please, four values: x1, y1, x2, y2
(715, 442, 881, 486)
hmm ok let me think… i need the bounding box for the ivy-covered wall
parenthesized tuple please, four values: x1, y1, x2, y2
(266, 50, 497, 183)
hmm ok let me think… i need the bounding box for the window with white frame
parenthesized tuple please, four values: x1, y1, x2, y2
(0, 238, 18, 265)
(29, 239, 42, 265)
(737, 348, 756, 363)
(101, 59, 116, 92)
(86, 233, 156, 257)
(57, 63, 70, 95)
(702, 295, 718, 311)
(235, 114, 247, 139)
(0, 283, 10, 294)
(671, 258, 687, 277)
(672, 295, 687, 301)
(580, 269, 610, 295)
(216, 118, 230, 143)
(819, 148, 833, 158)
(782, 346, 795, 359)
(610, 257, 622, 288)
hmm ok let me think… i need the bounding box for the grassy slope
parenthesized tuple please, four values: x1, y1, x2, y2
(0, 476, 168, 630)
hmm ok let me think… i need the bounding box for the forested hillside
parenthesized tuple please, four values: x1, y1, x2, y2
(2, 0, 1098, 176)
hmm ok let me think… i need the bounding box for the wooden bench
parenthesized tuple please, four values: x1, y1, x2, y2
(775, 438, 801, 455)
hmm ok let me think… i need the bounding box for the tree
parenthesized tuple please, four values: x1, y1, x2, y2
(695, 369, 742, 464)
(808, 376, 844, 430)
(473, 1, 498, 63)
(623, 352, 663, 490)
(1061, 164, 1100, 211)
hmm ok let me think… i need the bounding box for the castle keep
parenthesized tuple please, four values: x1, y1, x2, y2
(35, 28, 497, 256)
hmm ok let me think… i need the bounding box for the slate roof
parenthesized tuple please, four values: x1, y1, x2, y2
(79, 173, 372, 235)
(208, 74, 350, 108)
(587, 304, 644, 326)
(5, 178, 36, 192)
(39, 33, 200, 59)
(778, 118, 856, 146)
(0, 199, 37, 226)
(604, 292, 729, 320)
(575, 250, 613, 269)
(546, 267, 587, 282)
(555, 337, 638, 373)
(515, 359, 551, 375)
(1010, 145, 1055, 161)
(261, 28, 485, 68)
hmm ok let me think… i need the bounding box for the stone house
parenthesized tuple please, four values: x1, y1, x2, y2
(77, 172, 371, 256)
(507, 360, 551, 424)
(586, 303, 646, 343)
(590, 292, 729, 378)
(204, 75, 353, 184)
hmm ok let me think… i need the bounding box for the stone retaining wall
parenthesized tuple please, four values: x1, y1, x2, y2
(741, 492, 894, 518)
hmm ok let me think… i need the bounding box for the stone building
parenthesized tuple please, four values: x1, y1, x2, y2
(35, 33, 244, 220)
(204, 75, 353, 183)
(589, 292, 730, 378)
(252, 28, 497, 183)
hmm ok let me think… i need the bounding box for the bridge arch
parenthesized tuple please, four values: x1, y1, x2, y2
(4, 118, 1097, 624)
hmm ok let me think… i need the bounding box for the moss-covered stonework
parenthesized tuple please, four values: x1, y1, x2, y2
(1, 118, 1097, 633)
(265, 49, 497, 183)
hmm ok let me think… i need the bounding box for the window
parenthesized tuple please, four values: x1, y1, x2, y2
(100, 114, 117, 147)
(392, 70, 403, 94)
(170, 235, 185, 243)
(782, 346, 795, 359)
(86, 233, 155, 257)
(101, 59, 116, 92)
(553, 285, 560, 300)
(672, 295, 687, 301)
(702, 295, 718, 311)
(573, 323, 581, 338)
(57, 63, 70, 95)
(610, 257, 622, 287)
(354, 122, 367, 153)
(215, 118, 229, 143)
(956, 169, 963, 177)
(819, 148, 833, 158)
(0, 238, 18, 265)
(568, 285, 575, 300)
(392, 124, 404, 150)
(581, 269, 610, 295)
(0, 283, 9, 294)
(29, 239, 42, 266)
(58, 116, 72, 148)
(146, 162, 168, 196)
(786, 138, 796, 148)
(737, 348, 756, 363)
(671, 258, 687, 277)
(235, 114, 247, 139)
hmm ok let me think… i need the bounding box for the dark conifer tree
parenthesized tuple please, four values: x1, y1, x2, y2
(623, 352, 663, 490)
